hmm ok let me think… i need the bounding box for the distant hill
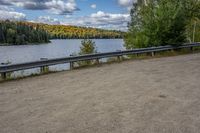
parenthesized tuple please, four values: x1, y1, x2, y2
(25, 22, 125, 39)
(0, 20, 125, 45)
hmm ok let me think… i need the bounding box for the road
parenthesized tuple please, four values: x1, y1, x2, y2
(1, 53, 200, 133)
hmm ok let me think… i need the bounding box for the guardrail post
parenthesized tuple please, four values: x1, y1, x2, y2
(40, 58, 49, 73)
(96, 59, 100, 64)
(40, 66, 49, 73)
(70, 54, 75, 70)
(151, 52, 155, 57)
(116, 50, 122, 61)
(40, 66, 45, 73)
(1, 72, 6, 80)
(117, 56, 122, 61)
(70, 62, 74, 70)
(191, 46, 194, 51)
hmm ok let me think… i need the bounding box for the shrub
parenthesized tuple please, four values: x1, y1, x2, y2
(78, 39, 97, 66)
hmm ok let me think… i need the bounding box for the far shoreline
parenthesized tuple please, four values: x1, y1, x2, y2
(0, 42, 51, 46)
(0, 38, 123, 46)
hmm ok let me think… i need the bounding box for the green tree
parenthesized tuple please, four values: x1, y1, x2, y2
(79, 39, 97, 55)
(124, 0, 200, 49)
(7, 28, 16, 44)
(0, 21, 50, 45)
(78, 39, 97, 65)
(0, 23, 5, 43)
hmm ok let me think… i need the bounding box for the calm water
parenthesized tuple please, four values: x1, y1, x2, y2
(0, 39, 125, 77)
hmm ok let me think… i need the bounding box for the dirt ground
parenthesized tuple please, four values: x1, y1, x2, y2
(1, 53, 200, 133)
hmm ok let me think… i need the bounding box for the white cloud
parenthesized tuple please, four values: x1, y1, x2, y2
(0, 0, 79, 15)
(0, 5, 14, 11)
(0, 0, 131, 31)
(64, 11, 130, 31)
(118, 0, 135, 10)
(34, 16, 60, 25)
(118, 0, 132, 6)
(45, 0, 79, 15)
(0, 5, 26, 21)
(91, 4, 96, 9)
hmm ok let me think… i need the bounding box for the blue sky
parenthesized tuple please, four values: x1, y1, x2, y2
(0, 0, 134, 30)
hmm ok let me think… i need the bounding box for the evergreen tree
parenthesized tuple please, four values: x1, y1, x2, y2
(0, 21, 50, 45)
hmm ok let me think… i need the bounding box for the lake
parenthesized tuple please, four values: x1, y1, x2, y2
(0, 39, 125, 77)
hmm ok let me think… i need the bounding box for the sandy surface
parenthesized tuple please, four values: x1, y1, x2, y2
(0, 54, 200, 133)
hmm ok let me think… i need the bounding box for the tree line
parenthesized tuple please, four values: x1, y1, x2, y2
(125, 0, 200, 49)
(27, 22, 124, 39)
(0, 20, 50, 45)
(0, 20, 124, 45)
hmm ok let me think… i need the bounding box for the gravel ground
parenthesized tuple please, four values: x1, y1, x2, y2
(0, 53, 200, 133)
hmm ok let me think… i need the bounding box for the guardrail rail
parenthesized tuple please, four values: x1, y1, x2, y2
(1, 43, 200, 80)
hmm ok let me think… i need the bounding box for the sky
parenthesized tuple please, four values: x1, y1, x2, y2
(0, 0, 135, 31)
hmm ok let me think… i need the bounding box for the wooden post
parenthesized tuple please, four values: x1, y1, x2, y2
(70, 54, 75, 70)
(151, 51, 155, 57)
(40, 58, 49, 73)
(40, 66, 49, 73)
(40, 66, 45, 73)
(116, 50, 122, 61)
(1, 72, 6, 80)
(96, 59, 100, 64)
(191, 46, 194, 51)
(117, 55, 122, 61)
(70, 62, 74, 70)
(117, 56, 119, 61)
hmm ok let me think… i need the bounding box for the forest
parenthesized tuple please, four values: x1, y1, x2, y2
(124, 0, 200, 49)
(0, 20, 124, 45)
(27, 22, 124, 39)
(0, 20, 50, 45)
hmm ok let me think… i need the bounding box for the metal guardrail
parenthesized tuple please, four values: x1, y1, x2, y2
(0, 43, 200, 79)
